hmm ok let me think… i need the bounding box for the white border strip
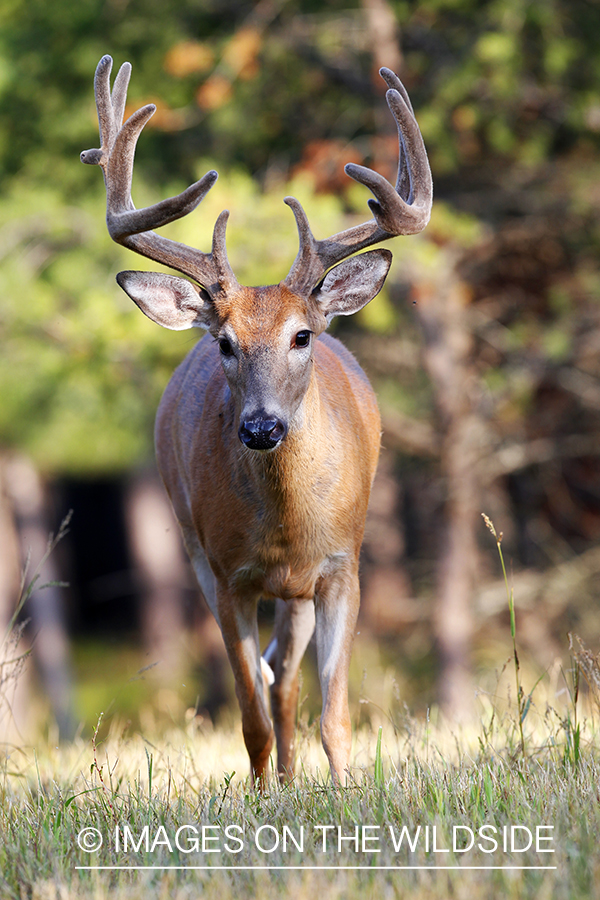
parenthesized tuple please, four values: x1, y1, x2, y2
(76, 864, 557, 871)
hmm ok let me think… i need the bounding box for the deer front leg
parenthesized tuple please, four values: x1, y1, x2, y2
(314, 564, 360, 784)
(268, 598, 315, 780)
(216, 589, 274, 785)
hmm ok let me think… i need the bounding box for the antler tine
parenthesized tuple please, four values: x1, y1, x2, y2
(80, 55, 129, 172)
(380, 66, 414, 116)
(211, 210, 240, 293)
(109, 58, 131, 137)
(379, 67, 412, 204)
(81, 55, 232, 293)
(284, 68, 432, 297)
(282, 197, 321, 294)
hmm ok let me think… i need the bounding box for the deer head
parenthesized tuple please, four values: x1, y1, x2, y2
(81, 55, 432, 451)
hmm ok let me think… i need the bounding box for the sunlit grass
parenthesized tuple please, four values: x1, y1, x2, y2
(0, 680, 598, 900)
(2, 516, 599, 898)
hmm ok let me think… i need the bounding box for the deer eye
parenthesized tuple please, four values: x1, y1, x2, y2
(293, 330, 312, 349)
(219, 337, 234, 356)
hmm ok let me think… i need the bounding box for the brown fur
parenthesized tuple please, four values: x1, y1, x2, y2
(155, 289, 380, 782)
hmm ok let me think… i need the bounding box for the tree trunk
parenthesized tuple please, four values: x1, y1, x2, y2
(0, 456, 30, 745)
(5, 456, 74, 740)
(362, 0, 403, 79)
(416, 271, 480, 722)
(125, 468, 188, 684)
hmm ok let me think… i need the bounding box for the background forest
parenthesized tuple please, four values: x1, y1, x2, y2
(1, 0, 599, 743)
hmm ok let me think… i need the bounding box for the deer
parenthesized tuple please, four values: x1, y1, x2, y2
(81, 54, 432, 785)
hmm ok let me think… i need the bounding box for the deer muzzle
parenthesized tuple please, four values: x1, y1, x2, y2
(238, 413, 288, 451)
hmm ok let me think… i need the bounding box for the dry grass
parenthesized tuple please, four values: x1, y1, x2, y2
(0, 678, 598, 900)
(2, 515, 598, 898)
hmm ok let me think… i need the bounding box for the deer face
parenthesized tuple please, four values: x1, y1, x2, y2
(213, 285, 324, 451)
(117, 249, 392, 452)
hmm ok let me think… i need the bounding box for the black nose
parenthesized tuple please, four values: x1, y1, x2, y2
(238, 415, 287, 450)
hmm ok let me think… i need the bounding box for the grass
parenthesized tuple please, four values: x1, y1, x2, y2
(0, 685, 598, 900)
(1, 516, 599, 898)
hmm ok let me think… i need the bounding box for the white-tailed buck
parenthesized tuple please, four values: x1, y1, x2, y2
(82, 55, 432, 784)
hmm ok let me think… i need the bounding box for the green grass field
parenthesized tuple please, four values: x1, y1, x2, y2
(2, 520, 597, 899)
(1, 683, 598, 900)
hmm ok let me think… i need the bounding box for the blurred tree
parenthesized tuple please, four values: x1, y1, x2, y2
(6, 457, 74, 738)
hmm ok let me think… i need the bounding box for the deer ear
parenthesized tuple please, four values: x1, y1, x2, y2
(311, 249, 392, 321)
(116, 271, 216, 331)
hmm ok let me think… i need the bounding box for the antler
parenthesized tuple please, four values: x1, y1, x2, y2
(82, 58, 431, 299)
(283, 67, 433, 296)
(81, 55, 237, 296)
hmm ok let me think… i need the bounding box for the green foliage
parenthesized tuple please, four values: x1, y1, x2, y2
(395, 0, 600, 172)
(0, 164, 353, 473)
(0, 181, 179, 473)
(1, 0, 600, 480)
